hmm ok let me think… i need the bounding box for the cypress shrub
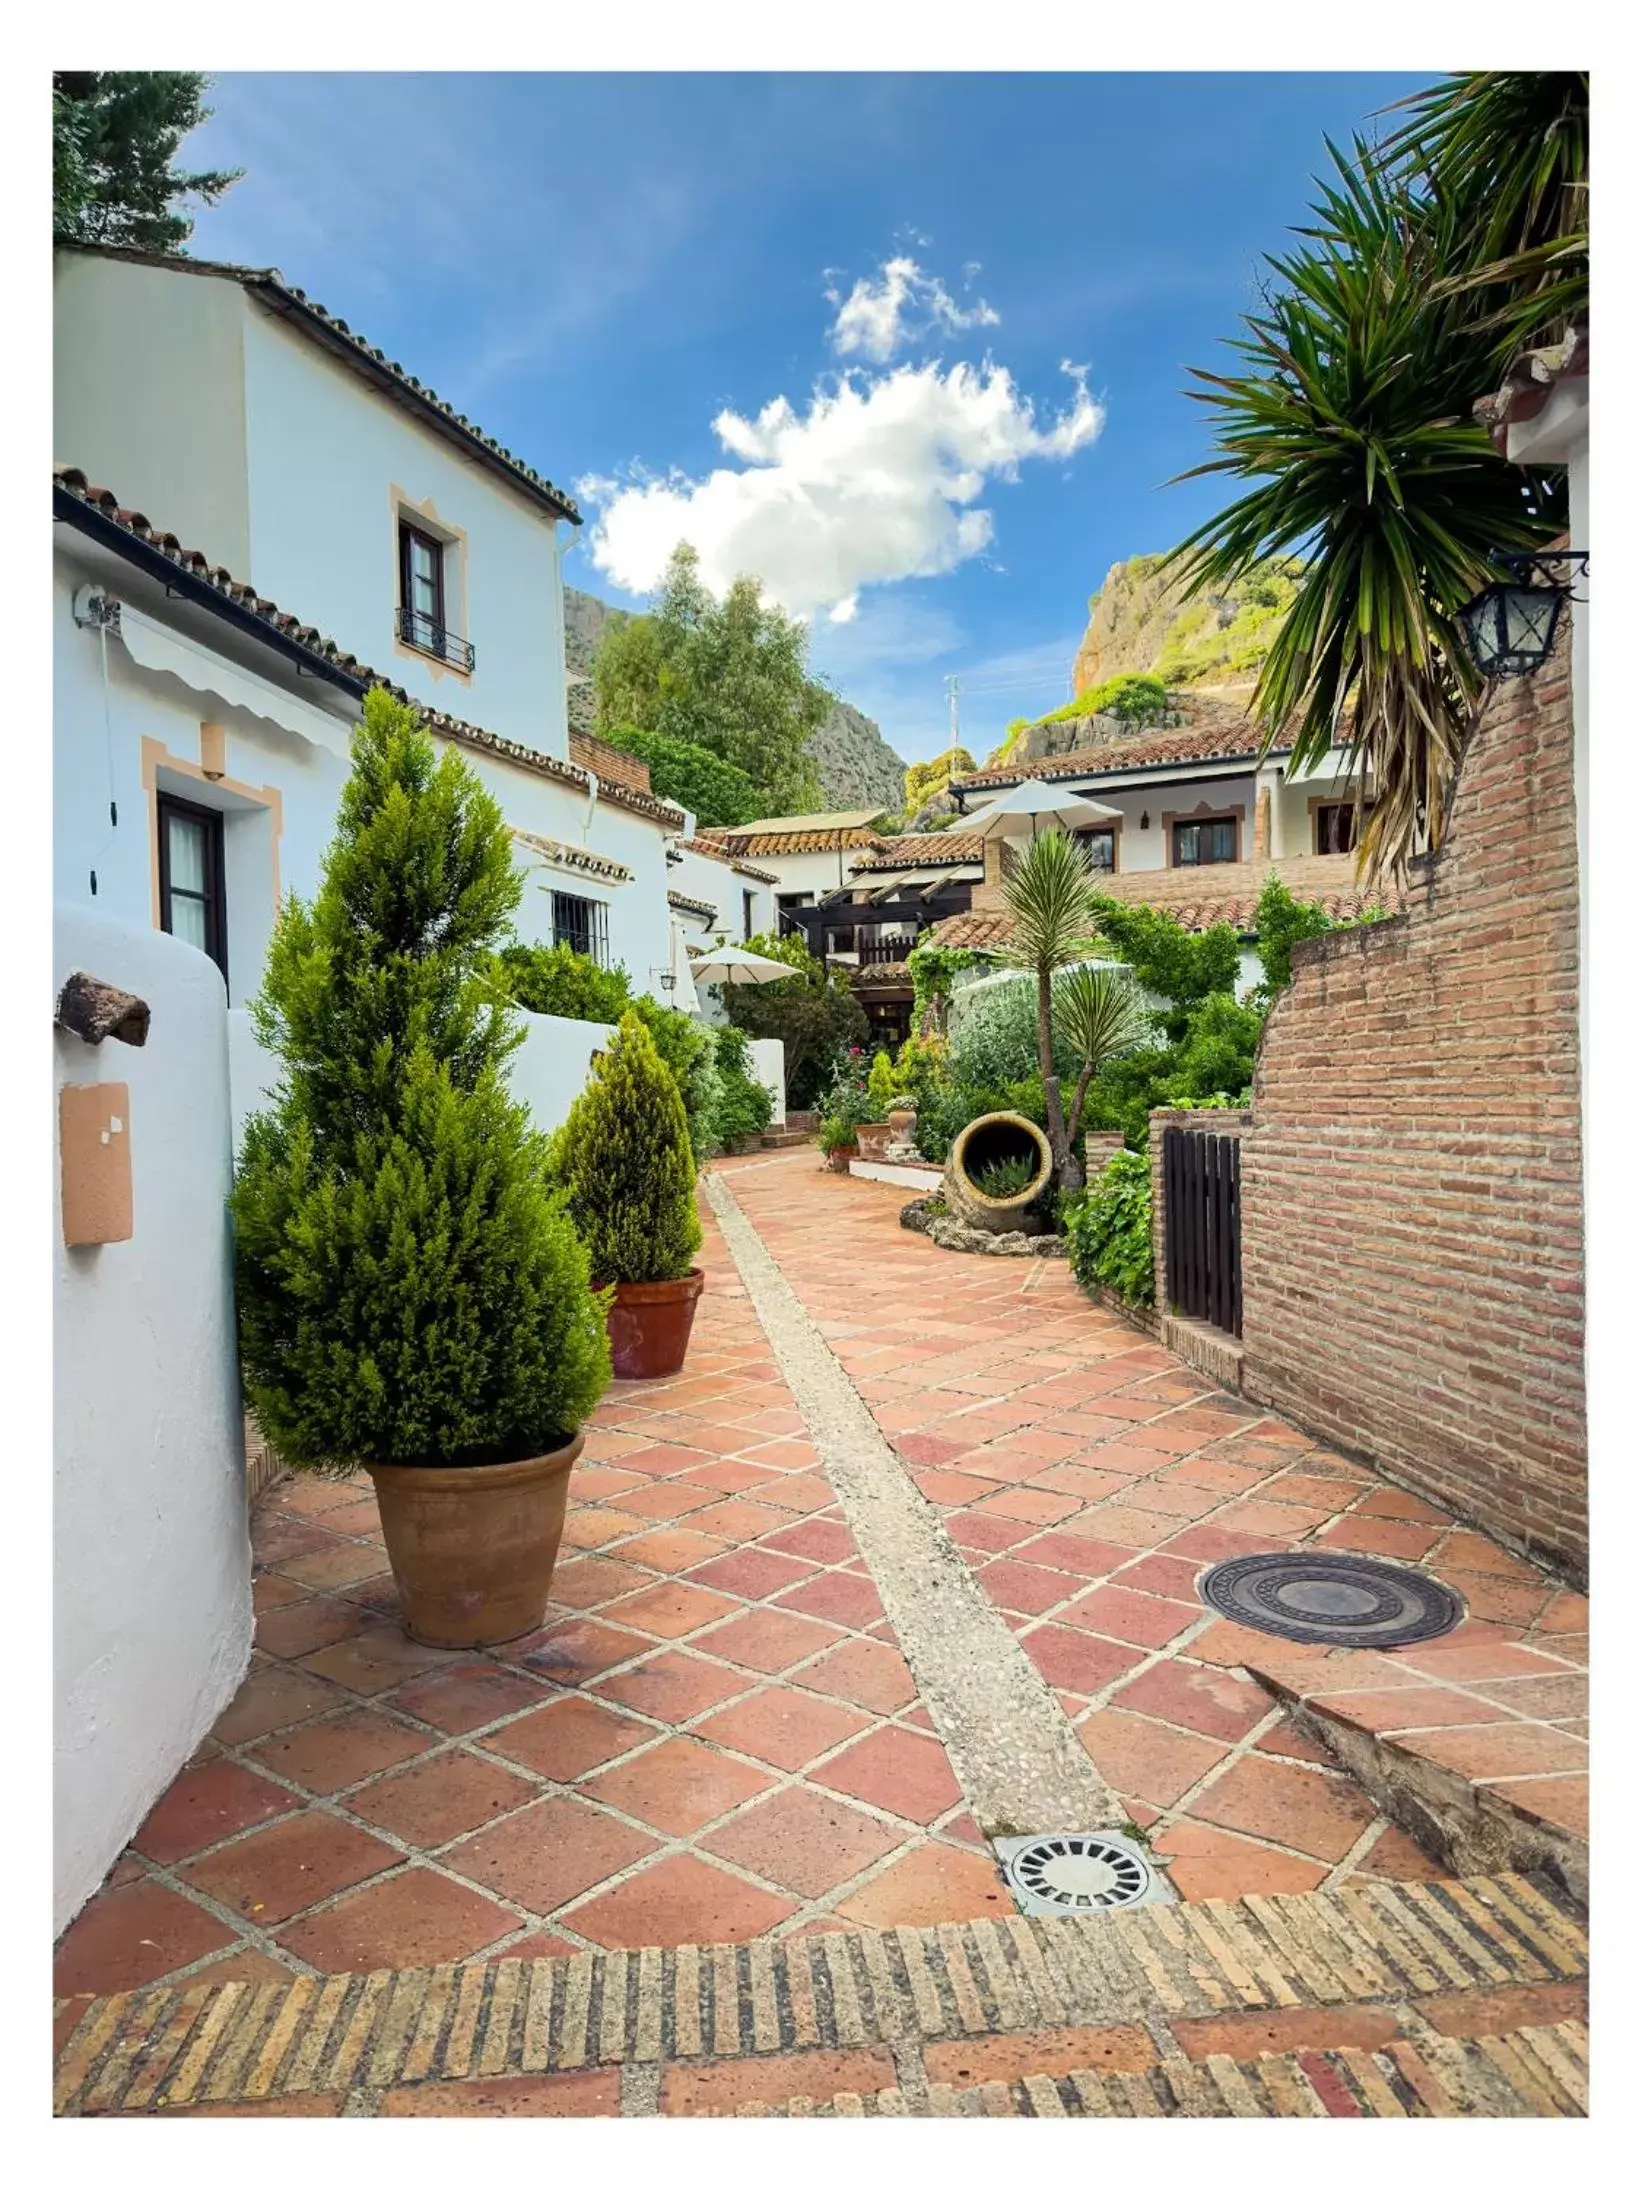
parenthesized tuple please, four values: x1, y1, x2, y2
(231, 688, 610, 1475)
(555, 1009, 703, 1285)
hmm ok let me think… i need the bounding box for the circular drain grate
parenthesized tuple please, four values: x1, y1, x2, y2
(1000, 1832, 1157, 1914)
(1200, 1551, 1465, 1648)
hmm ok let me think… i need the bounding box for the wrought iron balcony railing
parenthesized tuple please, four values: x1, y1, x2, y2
(398, 606, 476, 672)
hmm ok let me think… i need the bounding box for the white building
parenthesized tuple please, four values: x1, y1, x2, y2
(53, 244, 699, 1041)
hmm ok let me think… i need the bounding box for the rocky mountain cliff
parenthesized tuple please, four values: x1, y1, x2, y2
(1072, 553, 1298, 698)
(563, 587, 905, 812)
(808, 698, 906, 814)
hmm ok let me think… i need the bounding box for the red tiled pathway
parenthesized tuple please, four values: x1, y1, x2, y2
(55, 1152, 1587, 2003)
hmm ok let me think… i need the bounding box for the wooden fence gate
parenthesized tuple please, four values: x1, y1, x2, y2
(1162, 1127, 1243, 1337)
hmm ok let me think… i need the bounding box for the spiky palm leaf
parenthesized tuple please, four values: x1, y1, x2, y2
(1378, 72, 1588, 352)
(998, 829, 1104, 1187)
(1059, 966, 1151, 1144)
(1166, 138, 1566, 877)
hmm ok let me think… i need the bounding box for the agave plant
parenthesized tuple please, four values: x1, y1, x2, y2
(998, 829, 1103, 1189)
(1167, 133, 1567, 879)
(1059, 965, 1152, 1148)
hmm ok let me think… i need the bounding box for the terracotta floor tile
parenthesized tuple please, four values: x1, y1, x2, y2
(1397, 1721, 1589, 1780)
(701, 1784, 910, 1896)
(591, 1649, 756, 1724)
(212, 1663, 344, 1746)
(1354, 1824, 1451, 1882)
(808, 1724, 963, 1824)
(246, 1708, 437, 1795)
(251, 1512, 346, 1565)
(1061, 1504, 1184, 1551)
(791, 1637, 918, 1715)
(583, 1735, 776, 1833)
(1018, 1624, 1147, 1698)
(547, 1555, 649, 1611)
(1112, 1552, 1208, 1603)
(1468, 1672, 1588, 1720)
(757, 1517, 857, 1565)
(131, 1758, 299, 1864)
(559, 1506, 645, 1552)
(694, 1687, 872, 1771)
(567, 1852, 795, 1949)
(612, 1581, 744, 1639)
(607, 1527, 733, 1573)
(504, 1618, 651, 1685)
(381, 2068, 620, 2116)
(832, 1840, 1009, 1928)
(688, 1546, 819, 1601)
(388, 1659, 548, 1734)
(276, 1542, 393, 1591)
(1076, 1708, 1228, 1805)
(479, 1693, 657, 1781)
(254, 1594, 377, 1660)
(742, 1474, 838, 1516)
(1491, 1774, 1588, 1835)
(695, 1606, 841, 1674)
(1315, 1684, 1509, 1734)
(1319, 1514, 1444, 1560)
(1152, 1819, 1329, 1902)
(445, 1796, 660, 1915)
(976, 1559, 1084, 1617)
(1011, 1532, 1132, 1581)
(974, 1486, 1083, 1526)
(1186, 1752, 1379, 1861)
(252, 1572, 309, 1614)
(1114, 1658, 1273, 1743)
(192, 1945, 309, 1988)
(275, 1867, 522, 1973)
(343, 1750, 537, 1847)
(53, 1880, 239, 1995)
(605, 1481, 722, 1523)
(1058, 1584, 1202, 1650)
(179, 1809, 400, 1923)
(298, 1623, 451, 1696)
(775, 1571, 884, 1628)
(677, 1459, 785, 1497)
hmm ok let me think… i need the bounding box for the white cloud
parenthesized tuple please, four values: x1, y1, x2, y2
(580, 359, 1103, 623)
(827, 255, 1000, 363)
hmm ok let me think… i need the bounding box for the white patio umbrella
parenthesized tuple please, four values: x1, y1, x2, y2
(689, 941, 794, 987)
(969, 777, 1123, 841)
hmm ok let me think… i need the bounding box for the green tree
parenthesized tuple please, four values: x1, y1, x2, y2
(598, 726, 759, 827)
(1058, 966, 1151, 1146)
(1167, 81, 1581, 877)
(231, 689, 610, 1475)
(553, 1010, 702, 1285)
(593, 543, 827, 814)
(998, 830, 1105, 1191)
(53, 73, 241, 250)
(903, 746, 975, 819)
(721, 931, 870, 1108)
(1089, 894, 1241, 1040)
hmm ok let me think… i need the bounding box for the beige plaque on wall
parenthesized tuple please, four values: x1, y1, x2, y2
(60, 1083, 133, 1246)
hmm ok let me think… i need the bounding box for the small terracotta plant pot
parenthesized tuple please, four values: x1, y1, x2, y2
(826, 1142, 857, 1173)
(366, 1434, 584, 1649)
(887, 1105, 917, 1138)
(607, 1268, 706, 1379)
(855, 1120, 894, 1160)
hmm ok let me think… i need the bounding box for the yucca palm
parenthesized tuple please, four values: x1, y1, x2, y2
(1378, 72, 1588, 354)
(1059, 966, 1151, 1148)
(1167, 134, 1567, 878)
(999, 829, 1103, 1189)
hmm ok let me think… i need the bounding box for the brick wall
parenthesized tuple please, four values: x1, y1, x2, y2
(570, 729, 652, 796)
(1237, 634, 1585, 1579)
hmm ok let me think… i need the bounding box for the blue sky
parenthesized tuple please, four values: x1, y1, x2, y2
(183, 71, 1425, 765)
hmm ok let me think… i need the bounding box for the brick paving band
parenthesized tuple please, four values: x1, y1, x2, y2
(704, 1166, 1126, 1837)
(54, 1870, 1587, 2115)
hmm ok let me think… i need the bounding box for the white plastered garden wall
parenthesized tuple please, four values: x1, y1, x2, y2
(54, 906, 252, 1935)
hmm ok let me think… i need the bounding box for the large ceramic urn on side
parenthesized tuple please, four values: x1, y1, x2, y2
(366, 1433, 584, 1648)
(944, 1110, 1055, 1235)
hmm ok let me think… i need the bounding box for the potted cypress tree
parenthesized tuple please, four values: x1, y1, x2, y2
(231, 691, 611, 1648)
(555, 1010, 706, 1377)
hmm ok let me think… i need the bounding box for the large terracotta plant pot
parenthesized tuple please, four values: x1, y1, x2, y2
(366, 1434, 584, 1649)
(826, 1143, 856, 1173)
(607, 1269, 705, 1379)
(855, 1120, 893, 1160)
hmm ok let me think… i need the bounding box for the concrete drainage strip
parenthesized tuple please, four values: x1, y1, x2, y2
(703, 1168, 1163, 1913)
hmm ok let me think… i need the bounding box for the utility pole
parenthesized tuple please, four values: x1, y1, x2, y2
(944, 674, 960, 757)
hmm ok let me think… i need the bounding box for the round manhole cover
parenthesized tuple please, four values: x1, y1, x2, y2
(1000, 1832, 1158, 1914)
(1199, 1551, 1465, 1647)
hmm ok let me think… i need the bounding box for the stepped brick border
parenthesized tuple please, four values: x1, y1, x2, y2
(54, 1871, 1587, 2116)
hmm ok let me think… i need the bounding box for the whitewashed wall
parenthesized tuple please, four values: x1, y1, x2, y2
(54, 906, 251, 1935)
(750, 1038, 787, 1126)
(672, 842, 775, 943)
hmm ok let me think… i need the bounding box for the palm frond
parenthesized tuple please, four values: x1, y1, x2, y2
(997, 830, 1103, 974)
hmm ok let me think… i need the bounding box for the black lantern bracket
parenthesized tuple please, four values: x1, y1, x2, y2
(1505, 548, 1589, 602)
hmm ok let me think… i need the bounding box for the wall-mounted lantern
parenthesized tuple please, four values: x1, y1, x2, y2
(1457, 551, 1588, 681)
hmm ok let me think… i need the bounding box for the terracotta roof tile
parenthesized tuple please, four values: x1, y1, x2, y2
(682, 837, 781, 884)
(54, 464, 683, 831)
(929, 865, 1402, 948)
(58, 244, 580, 522)
(703, 826, 883, 857)
(667, 889, 718, 920)
(849, 832, 986, 872)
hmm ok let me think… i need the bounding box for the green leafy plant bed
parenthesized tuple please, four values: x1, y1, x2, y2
(1063, 1150, 1156, 1310)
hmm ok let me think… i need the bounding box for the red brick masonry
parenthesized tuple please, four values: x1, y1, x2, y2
(1238, 637, 1585, 1579)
